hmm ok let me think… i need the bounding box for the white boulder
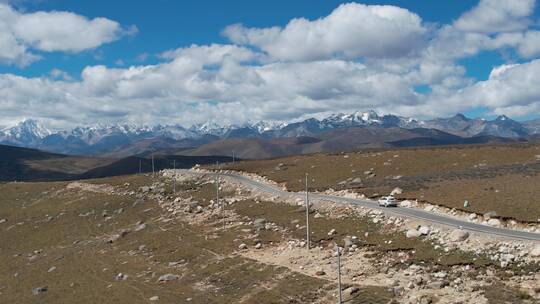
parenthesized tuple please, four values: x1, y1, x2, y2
(530, 244, 540, 257)
(449, 229, 469, 242)
(418, 226, 430, 235)
(487, 219, 501, 227)
(406, 229, 422, 238)
(390, 187, 403, 195)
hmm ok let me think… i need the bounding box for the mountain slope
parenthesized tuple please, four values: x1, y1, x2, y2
(0, 145, 76, 181)
(180, 127, 522, 159)
(1, 111, 537, 156)
(0, 144, 234, 182)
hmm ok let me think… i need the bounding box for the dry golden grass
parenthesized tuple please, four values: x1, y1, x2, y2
(0, 175, 330, 303)
(225, 144, 540, 221)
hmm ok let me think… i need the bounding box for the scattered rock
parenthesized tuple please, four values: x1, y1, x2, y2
(406, 229, 422, 238)
(149, 296, 159, 301)
(468, 213, 477, 220)
(315, 270, 326, 276)
(132, 199, 145, 207)
(115, 273, 128, 281)
(32, 286, 47, 295)
(274, 163, 287, 171)
(0, 218, 7, 224)
(530, 244, 540, 257)
(449, 229, 469, 242)
(254, 243, 262, 249)
(342, 286, 360, 302)
(350, 177, 362, 184)
(427, 280, 449, 289)
(400, 200, 413, 208)
(119, 229, 130, 237)
(390, 187, 403, 195)
(433, 271, 447, 279)
(133, 223, 147, 232)
(392, 286, 404, 296)
(239, 243, 248, 250)
(328, 229, 337, 236)
(424, 205, 435, 212)
(253, 218, 266, 230)
(78, 210, 94, 217)
(484, 211, 497, 219)
(487, 218, 501, 227)
(106, 234, 121, 243)
(343, 236, 354, 248)
(418, 226, 430, 235)
(419, 295, 433, 304)
(157, 274, 179, 282)
(47, 266, 56, 273)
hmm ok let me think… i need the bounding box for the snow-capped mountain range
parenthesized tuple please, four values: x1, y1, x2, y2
(1, 111, 539, 155)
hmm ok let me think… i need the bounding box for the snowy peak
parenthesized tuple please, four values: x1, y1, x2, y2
(495, 115, 508, 121)
(0, 111, 538, 155)
(6, 119, 51, 138)
(249, 121, 284, 133)
(189, 121, 227, 136)
(320, 110, 419, 129)
(0, 119, 51, 145)
(322, 111, 379, 127)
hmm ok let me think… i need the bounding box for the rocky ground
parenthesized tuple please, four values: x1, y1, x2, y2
(164, 169, 540, 303)
(1, 169, 539, 303)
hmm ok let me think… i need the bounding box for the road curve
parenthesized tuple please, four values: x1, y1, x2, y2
(183, 170, 540, 242)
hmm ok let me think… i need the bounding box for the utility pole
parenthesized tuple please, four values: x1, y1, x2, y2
(215, 161, 220, 206)
(173, 159, 176, 194)
(139, 158, 142, 174)
(305, 173, 310, 250)
(336, 245, 343, 304)
(151, 155, 155, 178)
(216, 161, 225, 230)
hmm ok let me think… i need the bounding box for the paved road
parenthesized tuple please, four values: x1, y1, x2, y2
(184, 170, 540, 242)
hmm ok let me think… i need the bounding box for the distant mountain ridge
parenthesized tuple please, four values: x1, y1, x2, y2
(1, 111, 538, 156)
(0, 144, 233, 182)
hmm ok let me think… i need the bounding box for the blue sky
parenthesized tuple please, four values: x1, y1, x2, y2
(1, 0, 540, 128)
(2, 0, 485, 78)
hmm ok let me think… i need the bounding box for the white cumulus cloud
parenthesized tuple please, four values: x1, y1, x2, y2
(0, 3, 134, 66)
(454, 0, 535, 33)
(223, 3, 427, 61)
(1, 0, 540, 129)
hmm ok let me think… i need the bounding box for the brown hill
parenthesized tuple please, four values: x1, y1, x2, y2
(179, 127, 521, 159)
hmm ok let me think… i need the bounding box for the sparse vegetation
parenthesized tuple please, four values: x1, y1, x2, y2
(1, 169, 538, 303)
(224, 144, 540, 221)
(0, 175, 394, 303)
